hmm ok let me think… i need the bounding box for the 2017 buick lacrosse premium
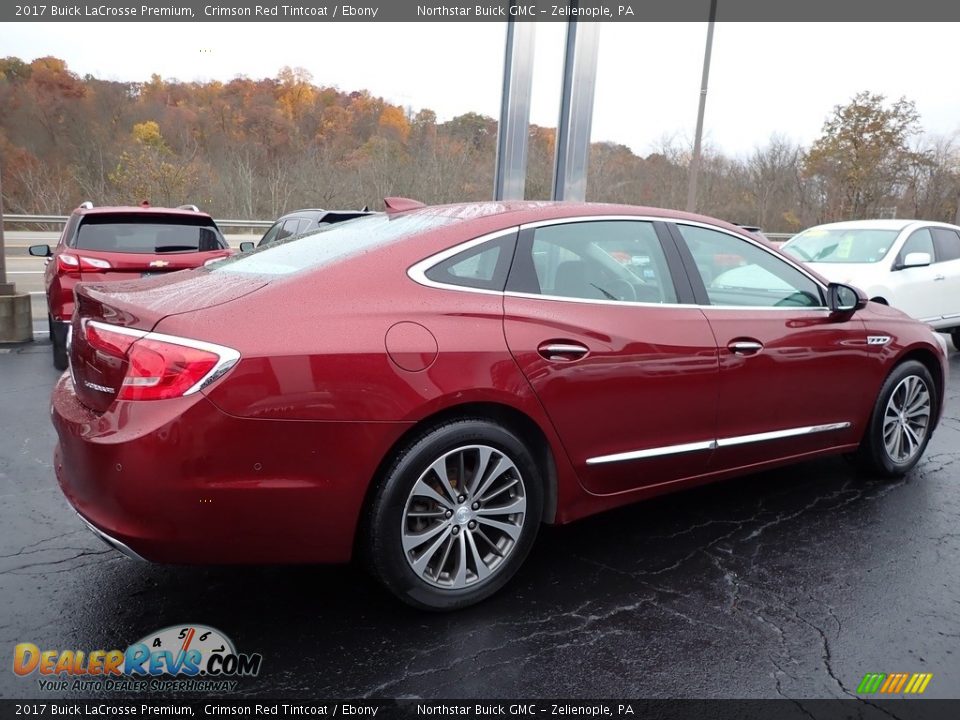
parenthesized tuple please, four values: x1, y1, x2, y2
(51, 200, 949, 610)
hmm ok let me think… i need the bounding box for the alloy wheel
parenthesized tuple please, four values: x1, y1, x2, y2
(401, 444, 526, 590)
(882, 375, 932, 464)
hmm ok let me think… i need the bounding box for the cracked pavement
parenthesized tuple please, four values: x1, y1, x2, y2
(1, 342, 958, 699)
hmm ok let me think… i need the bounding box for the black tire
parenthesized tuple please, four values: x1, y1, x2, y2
(365, 418, 543, 611)
(952, 329, 960, 352)
(50, 315, 68, 371)
(856, 360, 937, 477)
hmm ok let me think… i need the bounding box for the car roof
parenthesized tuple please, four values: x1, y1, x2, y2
(799, 219, 920, 232)
(75, 205, 213, 219)
(386, 200, 762, 239)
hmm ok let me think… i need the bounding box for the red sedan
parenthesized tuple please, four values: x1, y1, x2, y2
(51, 201, 948, 610)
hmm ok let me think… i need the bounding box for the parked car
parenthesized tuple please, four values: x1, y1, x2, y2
(30, 201, 232, 370)
(246, 208, 374, 251)
(782, 219, 960, 349)
(51, 201, 948, 610)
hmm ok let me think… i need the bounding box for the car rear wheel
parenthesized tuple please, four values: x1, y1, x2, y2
(951, 329, 960, 352)
(50, 315, 68, 371)
(365, 419, 542, 611)
(857, 360, 936, 477)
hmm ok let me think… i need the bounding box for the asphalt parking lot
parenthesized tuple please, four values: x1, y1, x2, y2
(1, 341, 958, 700)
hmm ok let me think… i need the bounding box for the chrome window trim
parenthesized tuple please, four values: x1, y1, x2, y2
(407, 227, 519, 297)
(408, 214, 832, 311)
(586, 422, 852, 466)
(86, 320, 240, 396)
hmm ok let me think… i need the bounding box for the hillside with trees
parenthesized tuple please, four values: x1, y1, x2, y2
(1, 56, 958, 231)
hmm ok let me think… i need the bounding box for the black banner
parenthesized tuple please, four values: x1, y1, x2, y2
(5, 0, 960, 23)
(2, 700, 960, 720)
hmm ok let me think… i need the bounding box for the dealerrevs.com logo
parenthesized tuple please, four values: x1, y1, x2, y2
(13, 624, 262, 693)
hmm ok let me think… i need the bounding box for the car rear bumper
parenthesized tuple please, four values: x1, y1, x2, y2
(51, 372, 411, 564)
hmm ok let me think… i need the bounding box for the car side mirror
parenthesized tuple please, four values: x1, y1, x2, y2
(827, 282, 866, 314)
(239, 242, 254, 253)
(29, 244, 52, 257)
(901, 251, 931, 269)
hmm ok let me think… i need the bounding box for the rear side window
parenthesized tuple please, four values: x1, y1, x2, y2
(931, 227, 960, 262)
(276, 218, 303, 242)
(509, 220, 678, 304)
(73, 214, 225, 253)
(424, 234, 515, 291)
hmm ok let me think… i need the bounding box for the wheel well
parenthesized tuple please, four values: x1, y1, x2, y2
(897, 349, 944, 422)
(870, 296, 888, 305)
(353, 402, 560, 556)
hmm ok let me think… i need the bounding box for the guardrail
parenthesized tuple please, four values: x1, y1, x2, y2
(2, 214, 273, 230)
(1, 213, 795, 240)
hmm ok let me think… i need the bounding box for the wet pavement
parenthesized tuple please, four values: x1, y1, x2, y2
(1, 341, 958, 700)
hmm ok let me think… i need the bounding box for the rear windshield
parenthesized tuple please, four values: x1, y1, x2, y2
(215, 212, 456, 276)
(74, 214, 226, 254)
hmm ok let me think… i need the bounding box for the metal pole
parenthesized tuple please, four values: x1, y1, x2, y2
(0, 171, 12, 296)
(686, 0, 717, 213)
(494, 11, 536, 201)
(551, 10, 600, 202)
(955, 192, 960, 226)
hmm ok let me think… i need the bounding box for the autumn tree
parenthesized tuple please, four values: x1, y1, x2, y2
(804, 91, 925, 220)
(108, 120, 201, 206)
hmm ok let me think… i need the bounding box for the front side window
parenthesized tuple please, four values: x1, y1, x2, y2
(897, 228, 935, 266)
(677, 224, 823, 308)
(258, 222, 283, 247)
(510, 221, 678, 304)
(783, 228, 899, 264)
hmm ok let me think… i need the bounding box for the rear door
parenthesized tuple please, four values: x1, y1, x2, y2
(502, 218, 719, 496)
(930, 227, 960, 322)
(670, 222, 870, 471)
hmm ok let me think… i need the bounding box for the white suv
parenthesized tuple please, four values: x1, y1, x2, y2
(782, 219, 960, 349)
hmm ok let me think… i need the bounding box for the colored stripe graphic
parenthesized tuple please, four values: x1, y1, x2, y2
(858, 672, 933, 694)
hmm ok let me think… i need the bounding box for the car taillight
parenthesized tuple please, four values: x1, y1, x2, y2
(83, 321, 238, 401)
(80, 256, 111, 270)
(121, 339, 219, 400)
(57, 254, 80, 274)
(56, 255, 112, 273)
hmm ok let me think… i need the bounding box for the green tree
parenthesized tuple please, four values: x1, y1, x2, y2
(804, 91, 924, 220)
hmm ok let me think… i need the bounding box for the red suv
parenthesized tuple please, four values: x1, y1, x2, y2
(30, 202, 232, 369)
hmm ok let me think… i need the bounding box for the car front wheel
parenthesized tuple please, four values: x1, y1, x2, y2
(857, 360, 936, 476)
(365, 419, 543, 611)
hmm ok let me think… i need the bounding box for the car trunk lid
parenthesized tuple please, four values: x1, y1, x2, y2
(69, 270, 265, 412)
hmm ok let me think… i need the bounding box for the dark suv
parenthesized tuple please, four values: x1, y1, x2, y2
(253, 208, 374, 248)
(30, 201, 231, 369)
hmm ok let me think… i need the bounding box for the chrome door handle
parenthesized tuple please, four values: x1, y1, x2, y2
(934, 274, 946, 281)
(728, 340, 763, 355)
(537, 341, 589, 361)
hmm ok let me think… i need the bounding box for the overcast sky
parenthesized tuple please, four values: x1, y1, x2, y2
(5, 22, 960, 156)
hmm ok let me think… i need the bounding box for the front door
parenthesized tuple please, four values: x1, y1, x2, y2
(670, 222, 873, 472)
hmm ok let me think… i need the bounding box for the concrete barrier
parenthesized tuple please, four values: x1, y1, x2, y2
(0, 293, 33, 343)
